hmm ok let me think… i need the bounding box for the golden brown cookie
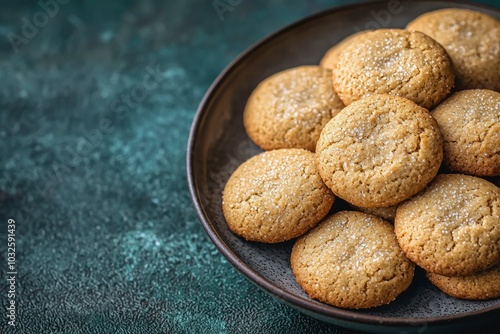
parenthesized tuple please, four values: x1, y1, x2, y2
(316, 94, 443, 208)
(395, 174, 500, 276)
(427, 265, 500, 300)
(291, 211, 415, 309)
(319, 31, 367, 70)
(222, 148, 334, 243)
(243, 66, 345, 152)
(406, 8, 500, 91)
(431, 89, 500, 176)
(332, 29, 455, 109)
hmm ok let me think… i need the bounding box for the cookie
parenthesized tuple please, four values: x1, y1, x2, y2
(316, 94, 443, 208)
(406, 8, 500, 91)
(395, 174, 500, 276)
(431, 89, 500, 176)
(243, 66, 345, 152)
(319, 31, 366, 70)
(350, 204, 398, 223)
(332, 29, 455, 109)
(222, 148, 335, 243)
(427, 265, 500, 300)
(291, 211, 415, 309)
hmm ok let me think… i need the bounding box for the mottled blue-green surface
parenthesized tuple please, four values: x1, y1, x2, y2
(0, 1, 498, 333)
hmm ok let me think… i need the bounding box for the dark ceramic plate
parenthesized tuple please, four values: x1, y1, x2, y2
(187, 1, 500, 332)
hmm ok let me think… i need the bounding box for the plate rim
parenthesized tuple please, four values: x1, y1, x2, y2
(186, 0, 500, 328)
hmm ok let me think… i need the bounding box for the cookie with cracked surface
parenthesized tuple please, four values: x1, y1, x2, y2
(243, 66, 345, 152)
(406, 8, 500, 91)
(319, 31, 367, 70)
(427, 264, 500, 300)
(431, 89, 500, 176)
(395, 174, 500, 276)
(222, 148, 335, 243)
(291, 211, 415, 309)
(332, 28, 454, 109)
(316, 94, 443, 208)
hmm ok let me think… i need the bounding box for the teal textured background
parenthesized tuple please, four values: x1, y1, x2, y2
(0, 1, 498, 333)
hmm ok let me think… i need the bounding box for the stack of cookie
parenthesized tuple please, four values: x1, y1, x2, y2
(222, 8, 500, 309)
